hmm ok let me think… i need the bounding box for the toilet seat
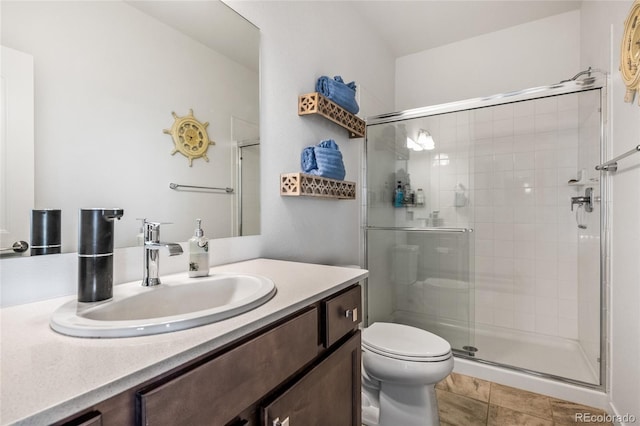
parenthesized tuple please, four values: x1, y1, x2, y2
(363, 322, 452, 362)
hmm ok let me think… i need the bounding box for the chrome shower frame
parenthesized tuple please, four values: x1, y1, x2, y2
(363, 73, 610, 392)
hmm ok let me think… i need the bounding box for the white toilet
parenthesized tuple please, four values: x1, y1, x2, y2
(361, 322, 454, 426)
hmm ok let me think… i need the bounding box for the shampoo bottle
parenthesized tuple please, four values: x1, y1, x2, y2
(188, 218, 209, 277)
(394, 181, 404, 207)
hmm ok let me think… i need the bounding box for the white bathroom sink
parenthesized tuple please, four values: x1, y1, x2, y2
(50, 273, 277, 338)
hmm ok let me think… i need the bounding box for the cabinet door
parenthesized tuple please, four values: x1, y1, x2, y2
(138, 307, 319, 426)
(262, 331, 361, 426)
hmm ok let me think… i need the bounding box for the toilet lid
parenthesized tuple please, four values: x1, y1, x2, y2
(362, 322, 451, 360)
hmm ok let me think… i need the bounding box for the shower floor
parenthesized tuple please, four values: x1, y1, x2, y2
(471, 325, 599, 384)
(392, 311, 599, 385)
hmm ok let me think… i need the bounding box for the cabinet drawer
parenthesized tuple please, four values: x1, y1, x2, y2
(262, 331, 362, 426)
(137, 307, 319, 426)
(61, 411, 102, 426)
(322, 285, 361, 348)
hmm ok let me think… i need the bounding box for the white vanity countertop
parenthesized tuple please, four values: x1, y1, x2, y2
(0, 258, 368, 425)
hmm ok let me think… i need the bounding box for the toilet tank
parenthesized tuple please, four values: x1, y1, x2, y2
(392, 245, 419, 286)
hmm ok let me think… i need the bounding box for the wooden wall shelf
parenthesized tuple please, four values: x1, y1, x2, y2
(298, 92, 365, 138)
(280, 173, 356, 199)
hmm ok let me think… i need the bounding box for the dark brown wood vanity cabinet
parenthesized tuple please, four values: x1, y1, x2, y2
(57, 284, 362, 426)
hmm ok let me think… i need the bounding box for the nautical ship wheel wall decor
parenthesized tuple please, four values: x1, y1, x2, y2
(163, 109, 215, 166)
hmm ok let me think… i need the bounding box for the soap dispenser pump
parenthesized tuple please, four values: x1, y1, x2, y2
(188, 219, 209, 277)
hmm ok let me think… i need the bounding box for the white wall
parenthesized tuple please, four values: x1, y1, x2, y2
(581, 1, 640, 421)
(229, 1, 395, 266)
(395, 10, 581, 109)
(0, 1, 396, 306)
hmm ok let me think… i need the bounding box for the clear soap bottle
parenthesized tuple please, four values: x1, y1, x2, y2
(188, 218, 209, 277)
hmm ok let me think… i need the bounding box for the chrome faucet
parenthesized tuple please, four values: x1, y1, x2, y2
(142, 220, 183, 286)
(570, 187, 594, 213)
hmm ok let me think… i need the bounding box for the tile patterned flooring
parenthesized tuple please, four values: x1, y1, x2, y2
(435, 373, 613, 426)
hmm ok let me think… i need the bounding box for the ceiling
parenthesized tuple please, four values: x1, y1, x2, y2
(126, 1, 583, 68)
(347, 0, 583, 58)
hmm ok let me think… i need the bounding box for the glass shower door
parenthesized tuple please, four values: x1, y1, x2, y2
(365, 79, 606, 387)
(365, 117, 476, 355)
(366, 228, 475, 353)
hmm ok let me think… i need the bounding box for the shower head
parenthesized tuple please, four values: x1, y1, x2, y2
(559, 67, 605, 84)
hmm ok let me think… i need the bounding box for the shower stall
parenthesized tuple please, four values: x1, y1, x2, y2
(364, 75, 607, 389)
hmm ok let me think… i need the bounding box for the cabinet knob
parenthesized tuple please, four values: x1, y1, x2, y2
(273, 417, 290, 426)
(345, 308, 358, 322)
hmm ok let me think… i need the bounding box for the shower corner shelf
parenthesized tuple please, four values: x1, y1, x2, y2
(298, 92, 365, 138)
(280, 173, 356, 199)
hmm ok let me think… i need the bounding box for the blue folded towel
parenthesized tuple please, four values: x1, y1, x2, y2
(316, 75, 360, 114)
(301, 139, 346, 181)
(301, 146, 318, 173)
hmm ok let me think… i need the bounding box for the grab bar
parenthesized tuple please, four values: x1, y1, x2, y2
(169, 183, 234, 193)
(367, 226, 473, 233)
(595, 144, 640, 172)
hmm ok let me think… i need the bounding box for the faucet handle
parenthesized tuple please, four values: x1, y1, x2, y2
(139, 219, 173, 229)
(141, 220, 173, 242)
(570, 187, 594, 212)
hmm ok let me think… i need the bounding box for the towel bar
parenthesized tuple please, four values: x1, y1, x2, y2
(169, 183, 234, 193)
(367, 226, 473, 233)
(596, 144, 640, 172)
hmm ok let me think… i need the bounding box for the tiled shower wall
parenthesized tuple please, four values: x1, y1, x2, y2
(467, 92, 600, 340)
(408, 93, 590, 340)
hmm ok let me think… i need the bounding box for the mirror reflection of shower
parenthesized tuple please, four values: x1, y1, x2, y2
(236, 139, 260, 237)
(232, 116, 260, 237)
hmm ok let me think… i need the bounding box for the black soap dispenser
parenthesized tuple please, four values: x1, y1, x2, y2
(30, 209, 62, 255)
(77, 208, 124, 302)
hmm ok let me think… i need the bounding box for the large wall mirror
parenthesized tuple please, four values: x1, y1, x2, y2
(0, 0, 260, 255)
